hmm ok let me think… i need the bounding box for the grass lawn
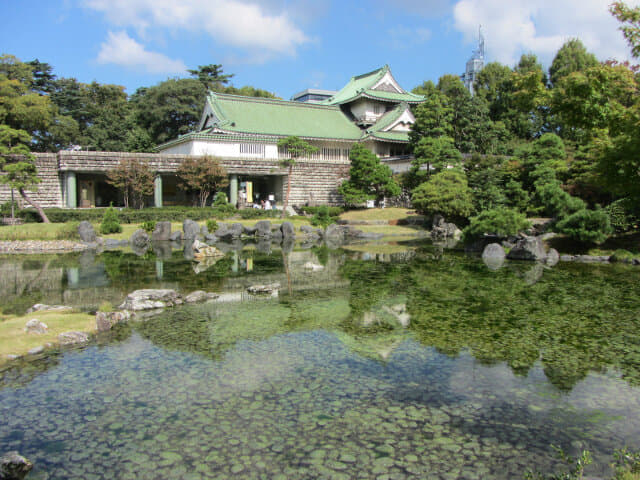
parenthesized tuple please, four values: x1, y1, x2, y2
(339, 207, 423, 222)
(356, 224, 426, 236)
(0, 310, 95, 361)
(0, 212, 426, 242)
(0, 222, 78, 241)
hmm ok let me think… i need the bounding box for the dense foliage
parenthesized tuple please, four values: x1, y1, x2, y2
(403, 7, 640, 243)
(411, 169, 473, 220)
(338, 144, 400, 205)
(176, 155, 228, 207)
(106, 158, 155, 209)
(463, 207, 531, 240)
(99, 205, 122, 234)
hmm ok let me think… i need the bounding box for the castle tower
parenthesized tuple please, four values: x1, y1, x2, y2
(461, 26, 485, 95)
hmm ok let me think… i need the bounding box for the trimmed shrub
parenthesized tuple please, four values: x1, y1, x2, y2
(238, 208, 280, 219)
(213, 192, 228, 205)
(142, 220, 156, 234)
(310, 205, 338, 228)
(100, 206, 122, 234)
(463, 207, 531, 241)
(301, 206, 344, 217)
(535, 180, 585, 219)
(610, 249, 636, 263)
(19, 205, 238, 224)
(605, 198, 638, 233)
(411, 170, 473, 220)
(206, 219, 218, 232)
(555, 208, 612, 244)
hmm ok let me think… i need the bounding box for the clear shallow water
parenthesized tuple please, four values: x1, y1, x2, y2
(1, 242, 639, 479)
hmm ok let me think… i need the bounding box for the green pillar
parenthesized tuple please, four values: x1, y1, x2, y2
(66, 172, 77, 208)
(229, 174, 238, 206)
(154, 175, 163, 208)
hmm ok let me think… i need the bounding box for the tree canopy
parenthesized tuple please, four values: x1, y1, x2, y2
(338, 144, 400, 205)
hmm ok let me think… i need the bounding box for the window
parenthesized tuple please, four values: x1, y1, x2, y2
(321, 147, 342, 161)
(373, 104, 385, 115)
(240, 143, 265, 157)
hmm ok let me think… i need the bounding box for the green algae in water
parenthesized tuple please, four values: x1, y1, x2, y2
(0, 244, 640, 479)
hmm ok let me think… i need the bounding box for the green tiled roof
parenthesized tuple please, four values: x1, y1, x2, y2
(322, 65, 424, 105)
(358, 104, 412, 143)
(363, 131, 411, 143)
(366, 104, 407, 132)
(205, 92, 363, 140)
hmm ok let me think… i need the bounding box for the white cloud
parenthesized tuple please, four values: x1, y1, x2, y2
(83, 0, 309, 56)
(96, 31, 187, 74)
(453, 0, 640, 67)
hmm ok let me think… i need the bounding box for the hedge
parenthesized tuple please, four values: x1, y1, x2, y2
(17, 205, 239, 224)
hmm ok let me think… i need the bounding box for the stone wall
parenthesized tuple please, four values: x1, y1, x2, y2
(0, 154, 62, 209)
(0, 151, 349, 209)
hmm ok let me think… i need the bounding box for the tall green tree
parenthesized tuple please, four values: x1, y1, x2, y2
(338, 143, 400, 205)
(277, 136, 318, 216)
(549, 38, 599, 86)
(0, 125, 50, 222)
(409, 136, 462, 187)
(129, 78, 206, 147)
(177, 155, 229, 207)
(0, 56, 54, 221)
(188, 64, 234, 92)
(474, 62, 514, 122)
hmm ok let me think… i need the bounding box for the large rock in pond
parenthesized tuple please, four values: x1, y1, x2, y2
(325, 223, 346, 241)
(78, 221, 97, 243)
(431, 215, 462, 240)
(95, 310, 132, 332)
(151, 221, 171, 242)
(247, 283, 280, 295)
(506, 236, 547, 261)
(119, 289, 183, 311)
(58, 331, 90, 346)
(130, 229, 149, 249)
(254, 220, 272, 238)
(481, 243, 506, 271)
(169, 230, 183, 242)
(192, 240, 225, 260)
(183, 219, 200, 240)
(545, 248, 560, 267)
(281, 221, 295, 239)
(0, 451, 33, 480)
(185, 291, 219, 303)
(215, 223, 243, 242)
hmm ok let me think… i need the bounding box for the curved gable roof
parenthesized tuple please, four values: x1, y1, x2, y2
(323, 65, 425, 105)
(204, 92, 363, 140)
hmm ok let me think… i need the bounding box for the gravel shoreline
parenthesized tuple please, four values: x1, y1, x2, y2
(0, 240, 90, 253)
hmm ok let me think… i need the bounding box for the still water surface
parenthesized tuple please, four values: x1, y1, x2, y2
(1, 242, 639, 479)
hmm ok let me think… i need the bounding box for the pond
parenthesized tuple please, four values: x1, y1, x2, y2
(1, 241, 639, 479)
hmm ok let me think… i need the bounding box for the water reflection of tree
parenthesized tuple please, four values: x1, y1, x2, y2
(402, 252, 640, 390)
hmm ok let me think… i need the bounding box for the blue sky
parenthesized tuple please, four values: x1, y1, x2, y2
(1, 0, 637, 98)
